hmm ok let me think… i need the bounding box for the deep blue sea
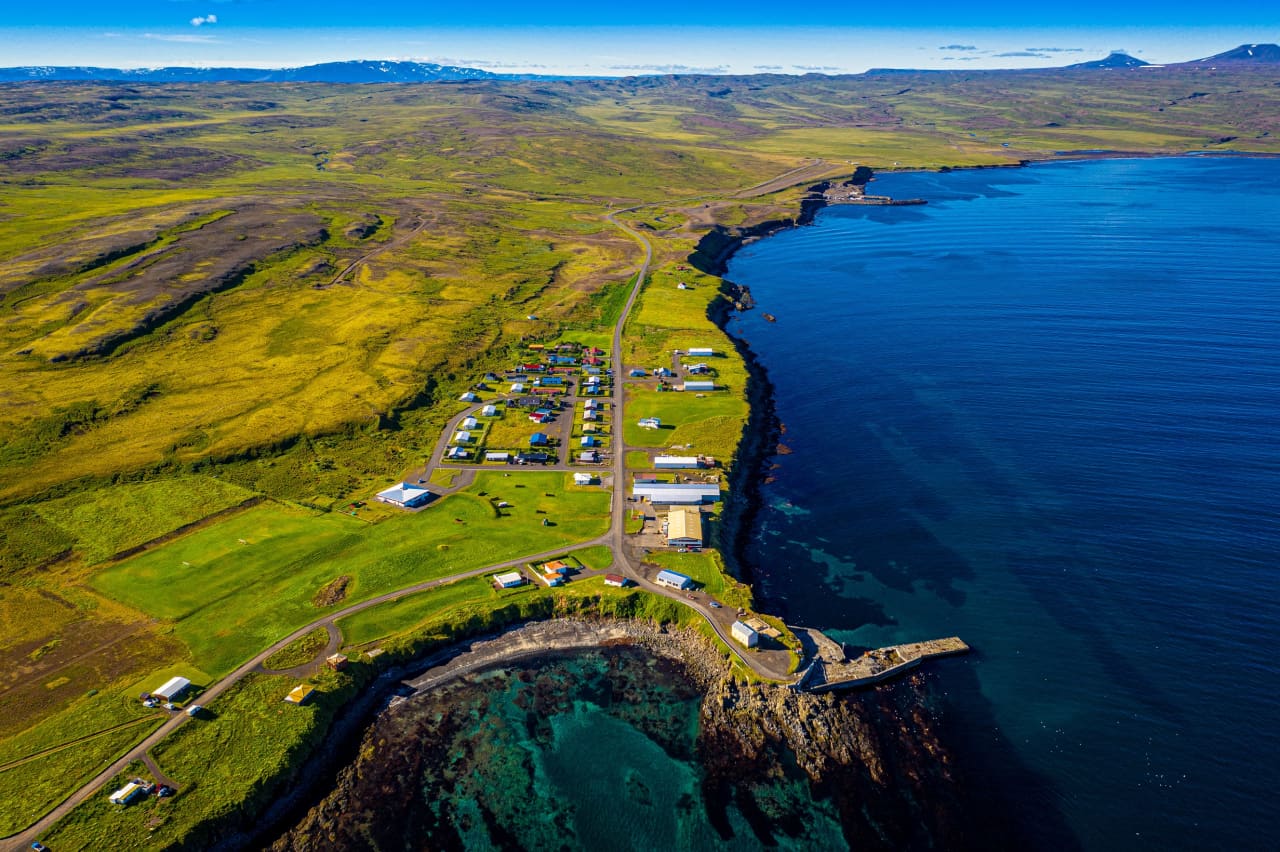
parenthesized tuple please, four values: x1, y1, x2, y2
(726, 157, 1280, 851)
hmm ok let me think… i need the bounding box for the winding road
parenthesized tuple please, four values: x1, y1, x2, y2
(6, 165, 824, 850)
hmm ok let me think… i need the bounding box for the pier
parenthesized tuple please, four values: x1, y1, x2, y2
(792, 627, 969, 692)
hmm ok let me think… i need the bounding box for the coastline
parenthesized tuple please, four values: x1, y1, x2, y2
(696, 182, 831, 598)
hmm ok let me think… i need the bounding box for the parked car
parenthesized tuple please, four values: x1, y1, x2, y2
(32, 842, 49, 851)
(186, 704, 203, 717)
(157, 785, 175, 798)
(709, 601, 722, 609)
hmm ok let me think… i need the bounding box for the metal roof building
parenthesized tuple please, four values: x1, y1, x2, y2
(376, 482, 433, 509)
(731, 621, 759, 648)
(654, 455, 701, 469)
(152, 676, 191, 701)
(666, 507, 704, 547)
(655, 569, 694, 590)
(632, 482, 721, 505)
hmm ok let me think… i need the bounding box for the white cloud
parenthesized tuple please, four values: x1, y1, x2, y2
(191, 14, 218, 27)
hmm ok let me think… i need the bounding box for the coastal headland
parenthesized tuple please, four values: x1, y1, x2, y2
(2, 64, 1279, 848)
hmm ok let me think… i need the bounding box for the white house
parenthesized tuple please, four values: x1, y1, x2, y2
(459, 392, 479, 402)
(152, 676, 191, 701)
(494, 571, 525, 588)
(731, 621, 759, 648)
(461, 416, 478, 430)
(446, 446, 469, 460)
(482, 404, 498, 417)
(655, 569, 694, 590)
(486, 451, 510, 462)
(510, 383, 526, 393)
(454, 430, 472, 444)
(574, 472, 596, 485)
(654, 456, 701, 469)
(688, 347, 714, 357)
(632, 482, 721, 505)
(110, 782, 148, 806)
(376, 482, 433, 509)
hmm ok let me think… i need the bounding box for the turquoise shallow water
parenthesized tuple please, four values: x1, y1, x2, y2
(726, 157, 1280, 850)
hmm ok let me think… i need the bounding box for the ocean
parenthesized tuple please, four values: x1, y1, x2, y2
(724, 157, 1280, 850)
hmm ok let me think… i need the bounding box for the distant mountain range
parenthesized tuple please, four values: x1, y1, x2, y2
(2, 45, 1278, 84)
(0, 60, 524, 84)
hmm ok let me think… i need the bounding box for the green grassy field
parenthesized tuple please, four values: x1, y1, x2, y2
(88, 472, 608, 676)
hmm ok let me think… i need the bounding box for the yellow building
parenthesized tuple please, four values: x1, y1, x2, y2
(666, 507, 703, 547)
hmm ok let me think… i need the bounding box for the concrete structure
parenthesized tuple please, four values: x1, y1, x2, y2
(683, 380, 716, 392)
(654, 455, 702, 469)
(285, 684, 315, 705)
(481, 404, 498, 416)
(486, 451, 511, 462)
(604, 574, 628, 588)
(632, 482, 721, 504)
(655, 569, 694, 591)
(152, 676, 191, 701)
(573, 472, 596, 485)
(731, 621, 759, 648)
(376, 482, 433, 509)
(666, 507, 704, 547)
(109, 782, 147, 805)
(688, 347, 715, 357)
(494, 571, 525, 588)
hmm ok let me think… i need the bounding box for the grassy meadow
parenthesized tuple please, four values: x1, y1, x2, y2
(1, 65, 1279, 838)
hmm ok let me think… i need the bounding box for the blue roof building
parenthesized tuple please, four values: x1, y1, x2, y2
(529, 432, 549, 447)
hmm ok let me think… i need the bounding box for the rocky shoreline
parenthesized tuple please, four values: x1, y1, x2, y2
(268, 618, 981, 850)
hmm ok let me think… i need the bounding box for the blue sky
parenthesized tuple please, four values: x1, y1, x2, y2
(3, 1, 1277, 73)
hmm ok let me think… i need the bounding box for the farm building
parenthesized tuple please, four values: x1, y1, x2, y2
(459, 392, 479, 402)
(445, 447, 469, 460)
(654, 456, 702, 469)
(376, 482, 433, 509)
(461, 416, 478, 429)
(731, 621, 759, 648)
(482, 404, 498, 416)
(284, 684, 315, 705)
(683, 380, 716, 392)
(486, 451, 511, 462)
(688, 347, 715, 357)
(655, 569, 694, 591)
(109, 782, 148, 806)
(638, 417, 662, 429)
(574, 472, 596, 485)
(604, 574, 628, 588)
(454, 430, 472, 444)
(494, 571, 525, 588)
(632, 482, 721, 505)
(529, 432, 549, 447)
(666, 507, 704, 547)
(152, 676, 191, 701)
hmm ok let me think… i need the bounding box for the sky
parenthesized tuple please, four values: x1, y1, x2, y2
(2, 1, 1278, 74)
